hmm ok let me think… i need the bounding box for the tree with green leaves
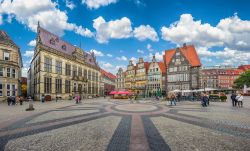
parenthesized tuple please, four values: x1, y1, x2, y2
(234, 70, 250, 89)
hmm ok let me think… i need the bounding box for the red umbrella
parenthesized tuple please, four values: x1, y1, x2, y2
(109, 91, 117, 95)
(117, 91, 130, 95)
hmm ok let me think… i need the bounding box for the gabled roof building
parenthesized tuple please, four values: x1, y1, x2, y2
(164, 44, 201, 92)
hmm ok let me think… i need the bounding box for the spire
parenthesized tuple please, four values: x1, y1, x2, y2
(152, 54, 156, 62)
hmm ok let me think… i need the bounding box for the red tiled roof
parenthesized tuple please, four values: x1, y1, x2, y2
(101, 69, 116, 79)
(238, 65, 250, 71)
(164, 45, 201, 67)
(158, 62, 166, 73)
(144, 62, 150, 72)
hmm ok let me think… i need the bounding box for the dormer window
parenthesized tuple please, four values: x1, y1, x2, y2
(50, 38, 55, 45)
(62, 44, 66, 51)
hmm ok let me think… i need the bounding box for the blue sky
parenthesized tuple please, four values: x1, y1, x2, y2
(0, 0, 250, 76)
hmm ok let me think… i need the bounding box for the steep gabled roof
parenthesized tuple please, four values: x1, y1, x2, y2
(37, 25, 97, 66)
(158, 62, 166, 73)
(101, 69, 116, 79)
(0, 30, 19, 48)
(144, 62, 150, 72)
(164, 45, 201, 67)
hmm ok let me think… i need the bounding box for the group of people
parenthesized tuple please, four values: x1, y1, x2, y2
(231, 92, 244, 107)
(201, 93, 210, 107)
(7, 96, 24, 106)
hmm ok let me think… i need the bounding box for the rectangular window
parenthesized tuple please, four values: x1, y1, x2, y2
(65, 80, 71, 93)
(44, 57, 52, 72)
(56, 61, 62, 74)
(12, 84, 15, 96)
(66, 64, 71, 76)
(84, 69, 87, 78)
(0, 84, 2, 96)
(7, 68, 10, 77)
(55, 79, 62, 93)
(0, 67, 3, 76)
(88, 70, 91, 81)
(73, 66, 77, 77)
(7, 84, 10, 96)
(78, 67, 82, 77)
(44, 77, 52, 93)
(4, 52, 10, 61)
(12, 69, 15, 78)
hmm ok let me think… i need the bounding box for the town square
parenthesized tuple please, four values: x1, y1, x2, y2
(1, 0, 250, 150)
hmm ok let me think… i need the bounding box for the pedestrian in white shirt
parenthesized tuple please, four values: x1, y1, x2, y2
(236, 93, 244, 107)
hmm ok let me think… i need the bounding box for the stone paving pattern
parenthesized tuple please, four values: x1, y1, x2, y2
(0, 97, 250, 151)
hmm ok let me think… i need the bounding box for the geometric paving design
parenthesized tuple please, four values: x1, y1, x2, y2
(0, 98, 250, 151)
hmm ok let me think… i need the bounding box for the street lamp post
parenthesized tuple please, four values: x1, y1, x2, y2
(55, 90, 58, 102)
(203, 81, 206, 93)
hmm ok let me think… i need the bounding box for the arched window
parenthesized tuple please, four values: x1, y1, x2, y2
(62, 44, 66, 51)
(50, 38, 55, 45)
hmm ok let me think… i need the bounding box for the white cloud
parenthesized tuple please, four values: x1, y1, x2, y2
(116, 56, 128, 61)
(93, 16, 133, 43)
(115, 65, 126, 71)
(66, 0, 76, 10)
(0, 14, 3, 25)
(130, 57, 137, 64)
(90, 49, 104, 56)
(147, 51, 164, 61)
(28, 39, 36, 47)
(147, 44, 153, 52)
(24, 50, 34, 58)
(74, 26, 93, 37)
(82, 0, 117, 9)
(161, 14, 225, 48)
(102, 62, 113, 68)
(107, 54, 112, 57)
(197, 47, 250, 66)
(161, 13, 250, 51)
(137, 49, 144, 54)
(0, 0, 92, 37)
(133, 25, 159, 41)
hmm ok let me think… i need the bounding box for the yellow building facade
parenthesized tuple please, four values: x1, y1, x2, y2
(124, 58, 149, 95)
(0, 30, 23, 101)
(28, 25, 100, 101)
(135, 58, 149, 95)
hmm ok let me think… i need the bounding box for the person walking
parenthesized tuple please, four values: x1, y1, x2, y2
(7, 96, 11, 106)
(236, 93, 244, 107)
(231, 92, 237, 107)
(170, 93, 177, 106)
(20, 96, 24, 105)
(41, 94, 45, 103)
(16, 96, 20, 105)
(201, 93, 208, 107)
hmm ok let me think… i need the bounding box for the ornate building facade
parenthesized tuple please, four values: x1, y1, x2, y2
(100, 69, 116, 96)
(115, 67, 126, 91)
(135, 58, 149, 95)
(28, 24, 100, 101)
(0, 30, 23, 101)
(164, 44, 201, 92)
(146, 55, 166, 96)
(125, 60, 136, 92)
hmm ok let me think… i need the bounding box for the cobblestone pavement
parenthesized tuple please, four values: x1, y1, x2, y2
(0, 97, 250, 151)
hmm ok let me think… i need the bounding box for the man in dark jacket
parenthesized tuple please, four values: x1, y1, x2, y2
(231, 92, 237, 107)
